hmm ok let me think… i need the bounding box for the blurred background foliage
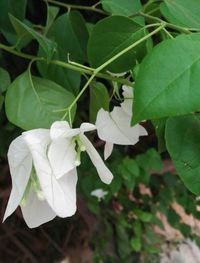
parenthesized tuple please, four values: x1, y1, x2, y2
(1, 0, 200, 263)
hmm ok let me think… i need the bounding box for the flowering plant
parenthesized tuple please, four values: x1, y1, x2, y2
(1, 0, 200, 261)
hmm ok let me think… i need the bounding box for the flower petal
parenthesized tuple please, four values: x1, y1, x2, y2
(96, 108, 147, 145)
(91, 189, 108, 200)
(122, 85, 133, 99)
(120, 99, 132, 116)
(104, 142, 114, 160)
(50, 121, 79, 140)
(3, 136, 32, 222)
(80, 122, 96, 133)
(23, 130, 77, 217)
(139, 125, 148, 136)
(57, 168, 78, 216)
(120, 85, 133, 116)
(80, 134, 113, 184)
(21, 187, 56, 228)
(48, 138, 77, 179)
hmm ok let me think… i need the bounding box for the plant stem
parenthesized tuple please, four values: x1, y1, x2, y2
(51, 60, 133, 86)
(96, 23, 165, 73)
(162, 27, 174, 39)
(139, 12, 200, 33)
(61, 72, 97, 119)
(147, 6, 160, 15)
(62, 23, 165, 119)
(0, 43, 132, 86)
(143, 0, 160, 12)
(45, 0, 107, 15)
(0, 43, 36, 60)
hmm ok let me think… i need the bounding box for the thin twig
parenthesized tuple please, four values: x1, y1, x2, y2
(45, 0, 107, 15)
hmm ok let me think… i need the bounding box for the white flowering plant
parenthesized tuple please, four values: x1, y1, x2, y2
(1, 0, 200, 262)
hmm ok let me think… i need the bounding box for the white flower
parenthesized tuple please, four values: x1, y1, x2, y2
(3, 129, 77, 228)
(91, 189, 108, 201)
(48, 121, 113, 185)
(95, 85, 148, 160)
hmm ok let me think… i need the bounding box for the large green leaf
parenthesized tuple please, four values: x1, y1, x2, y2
(47, 11, 89, 62)
(5, 71, 76, 130)
(166, 115, 200, 195)
(10, 15, 56, 60)
(87, 16, 147, 73)
(38, 11, 89, 95)
(89, 81, 109, 123)
(0, 68, 11, 93)
(101, 0, 144, 24)
(133, 34, 200, 124)
(160, 0, 200, 28)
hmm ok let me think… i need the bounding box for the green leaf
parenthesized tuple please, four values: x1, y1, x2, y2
(38, 11, 89, 95)
(166, 114, 200, 195)
(89, 82, 109, 123)
(130, 237, 141, 252)
(37, 55, 80, 96)
(47, 11, 89, 62)
(179, 223, 191, 236)
(133, 220, 142, 237)
(116, 224, 131, 259)
(110, 174, 122, 194)
(133, 34, 200, 124)
(167, 209, 180, 227)
(101, 0, 144, 25)
(0, 0, 27, 41)
(87, 199, 100, 215)
(45, 5, 59, 34)
(134, 209, 153, 222)
(5, 71, 76, 130)
(122, 158, 140, 177)
(10, 15, 56, 61)
(37, 57, 81, 95)
(118, 158, 140, 189)
(160, 0, 200, 28)
(0, 95, 4, 110)
(87, 16, 147, 73)
(152, 118, 167, 153)
(0, 68, 11, 93)
(136, 148, 163, 173)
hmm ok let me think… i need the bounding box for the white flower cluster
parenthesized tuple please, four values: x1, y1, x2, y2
(3, 86, 147, 228)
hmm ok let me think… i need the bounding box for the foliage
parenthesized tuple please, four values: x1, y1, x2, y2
(1, 0, 200, 262)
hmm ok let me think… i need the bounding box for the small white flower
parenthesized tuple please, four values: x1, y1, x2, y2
(91, 189, 108, 201)
(48, 121, 113, 185)
(3, 129, 77, 228)
(96, 85, 147, 160)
